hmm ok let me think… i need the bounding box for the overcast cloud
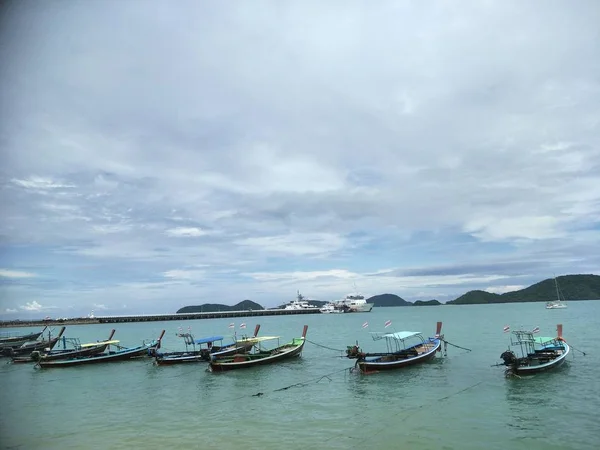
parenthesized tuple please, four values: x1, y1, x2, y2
(1, 0, 599, 317)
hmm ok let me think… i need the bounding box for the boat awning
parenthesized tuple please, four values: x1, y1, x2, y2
(194, 336, 224, 344)
(378, 331, 422, 341)
(80, 340, 119, 348)
(237, 336, 279, 343)
(534, 337, 557, 345)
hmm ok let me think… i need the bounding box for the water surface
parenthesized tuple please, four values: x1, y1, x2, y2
(1, 302, 598, 449)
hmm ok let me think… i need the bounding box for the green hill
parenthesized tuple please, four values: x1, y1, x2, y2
(367, 293, 412, 307)
(413, 299, 442, 306)
(176, 300, 264, 313)
(447, 274, 600, 305)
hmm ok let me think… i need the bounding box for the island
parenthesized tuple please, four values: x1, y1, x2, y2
(176, 300, 264, 314)
(446, 274, 600, 305)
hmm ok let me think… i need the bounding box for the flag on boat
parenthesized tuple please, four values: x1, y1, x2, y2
(240, 323, 246, 329)
(503, 325, 510, 332)
(531, 326, 540, 334)
(384, 320, 392, 328)
(228, 323, 235, 329)
(362, 321, 369, 329)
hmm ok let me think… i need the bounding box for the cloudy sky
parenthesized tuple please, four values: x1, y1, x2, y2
(1, 1, 599, 318)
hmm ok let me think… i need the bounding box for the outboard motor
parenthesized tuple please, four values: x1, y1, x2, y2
(346, 345, 361, 359)
(500, 350, 517, 366)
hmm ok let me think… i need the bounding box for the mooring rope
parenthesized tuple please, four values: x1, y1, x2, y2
(568, 344, 587, 356)
(442, 339, 472, 352)
(270, 366, 355, 393)
(306, 339, 346, 354)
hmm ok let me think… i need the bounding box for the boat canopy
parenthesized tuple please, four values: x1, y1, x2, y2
(375, 331, 422, 341)
(80, 340, 119, 348)
(534, 337, 558, 345)
(237, 336, 279, 343)
(195, 336, 224, 344)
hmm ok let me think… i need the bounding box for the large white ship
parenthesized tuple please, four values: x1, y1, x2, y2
(283, 291, 320, 311)
(336, 293, 373, 313)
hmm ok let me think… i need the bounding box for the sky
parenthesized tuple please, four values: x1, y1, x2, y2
(1, 1, 599, 318)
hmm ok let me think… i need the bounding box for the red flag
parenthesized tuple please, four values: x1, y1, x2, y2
(503, 325, 510, 333)
(384, 320, 392, 328)
(362, 321, 369, 329)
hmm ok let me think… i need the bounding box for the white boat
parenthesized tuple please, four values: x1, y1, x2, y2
(546, 277, 568, 309)
(319, 302, 342, 314)
(336, 293, 373, 313)
(283, 291, 319, 310)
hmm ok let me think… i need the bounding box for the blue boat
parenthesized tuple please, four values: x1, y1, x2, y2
(499, 324, 570, 377)
(36, 330, 165, 368)
(155, 325, 261, 365)
(346, 322, 443, 374)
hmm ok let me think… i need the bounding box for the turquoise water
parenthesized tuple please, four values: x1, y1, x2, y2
(1, 302, 598, 450)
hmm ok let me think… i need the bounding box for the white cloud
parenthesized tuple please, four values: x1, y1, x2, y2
(163, 269, 205, 280)
(165, 227, 209, 238)
(0, 269, 36, 278)
(485, 285, 526, 294)
(20, 301, 44, 311)
(4, 308, 18, 313)
(12, 176, 75, 190)
(236, 233, 346, 257)
(464, 216, 564, 241)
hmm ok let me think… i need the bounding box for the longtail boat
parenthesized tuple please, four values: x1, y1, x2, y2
(0, 327, 48, 352)
(155, 325, 261, 365)
(209, 325, 308, 372)
(12, 329, 117, 363)
(36, 330, 165, 368)
(499, 324, 570, 377)
(2, 327, 67, 357)
(346, 322, 443, 374)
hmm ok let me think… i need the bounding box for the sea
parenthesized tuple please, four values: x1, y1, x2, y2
(1, 302, 599, 450)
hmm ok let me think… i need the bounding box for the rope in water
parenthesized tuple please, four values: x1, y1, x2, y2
(442, 339, 472, 352)
(305, 339, 346, 353)
(568, 344, 587, 356)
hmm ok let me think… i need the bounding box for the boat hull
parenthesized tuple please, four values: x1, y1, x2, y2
(155, 342, 254, 365)
(357, 339, 441, 372)
(209, 341, 305, 372)
(37, 345, 155, 368)
(0, 329, 45, 349)
(512, 343, 570, 375)
(155, 352, 205, 365)
(12, 343, 109, 363)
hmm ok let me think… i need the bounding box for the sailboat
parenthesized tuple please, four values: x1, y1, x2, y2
(546, 277, 567, 309)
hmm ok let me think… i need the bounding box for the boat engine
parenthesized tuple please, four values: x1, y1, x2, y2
(500, 350, 518, 366)
(30, 351, 42, 361)
(346, 345, 365, 359)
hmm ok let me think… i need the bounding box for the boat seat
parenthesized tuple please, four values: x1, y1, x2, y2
(397, 349, 418, 357)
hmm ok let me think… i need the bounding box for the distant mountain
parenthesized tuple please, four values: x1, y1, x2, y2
(367, 294, 412, 307)
(446, 274, 600, 305)
(413, 300, 442, 306)
(176, 300, 264, 313)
